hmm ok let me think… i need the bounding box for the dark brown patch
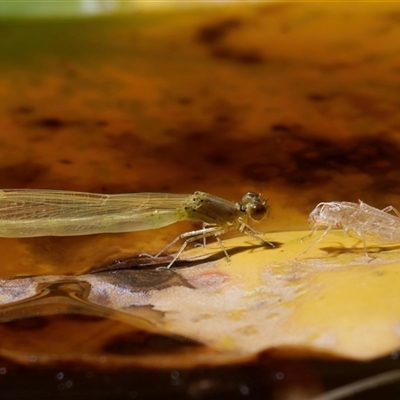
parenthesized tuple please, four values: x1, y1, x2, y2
(196, 18, 243, 45)
(34, 117, 67, 130)
(271, 132, 399, 189)
(176, 96, 193, 105)
(0, 161, 48, 186)
(3, 316, 48, 330)
(234, 50, 264, 64)
(60, 314, 104, 323)
(104, 332, 201, 355)
(385, 11, 400, 23)
(293, 135, 397, 177)
(232, 128, 400, 198)
(58, 158, 73, 165)
(204, 152, 231, 166)
(196, 17, 265, 63)
(270, 123, 302, 133)
(12, 106, 34, 114)
(96, 119, 109, 127)
(211, 47, 264, 64)
(307, 93, 331, 102)
(213, 113, 231, 125)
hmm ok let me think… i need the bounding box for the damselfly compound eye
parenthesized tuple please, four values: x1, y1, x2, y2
(241, 192, 269, 222)
(249, 203, 267, 221)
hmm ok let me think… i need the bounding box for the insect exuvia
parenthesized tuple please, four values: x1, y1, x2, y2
(300, 200, 400, 257)
(0, 189, 274, 268)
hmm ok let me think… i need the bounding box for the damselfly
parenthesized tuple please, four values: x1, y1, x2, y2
(0, 189, 274, 268)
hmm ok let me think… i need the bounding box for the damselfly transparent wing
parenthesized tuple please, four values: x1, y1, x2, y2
(0, 190, 191, 237)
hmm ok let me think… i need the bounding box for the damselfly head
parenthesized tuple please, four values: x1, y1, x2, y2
(241, 192, 270, 222)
